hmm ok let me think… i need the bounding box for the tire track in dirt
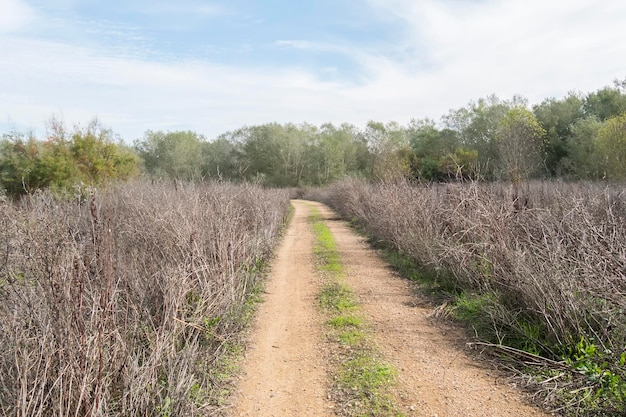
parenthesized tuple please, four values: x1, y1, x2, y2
(232, 200, 553, 417)
(231, 201, 331, 417)
(312, 201, 553, 417)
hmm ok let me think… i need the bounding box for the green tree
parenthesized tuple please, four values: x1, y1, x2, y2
(495, 108, 546, 182)
(407, 118, 462, 180)
(561, 116, 603, 179)
(443, 95, 524, 180)
(583, 81, 626, 121)
(595, 113, 626, 181)
(308, 123, 365, 185)
(363, 121, 411, 180)
(1, 119, 139, 197)
(134, 130, 204, 180)
(0, 133, 47, 196)
(533, 92, 584, 175)
(69, 120, 138, 184)
(236, 124, 286, 185)
(201, 137, 242, 180)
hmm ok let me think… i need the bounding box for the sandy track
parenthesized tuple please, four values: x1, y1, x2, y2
(231, 201, 331, 417)
(231, 200, 552, 417)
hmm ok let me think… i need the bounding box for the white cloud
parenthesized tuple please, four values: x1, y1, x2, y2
(0, 0, 37, 33)
(364, 0, 626, 103)
(2, 0, 626, 141)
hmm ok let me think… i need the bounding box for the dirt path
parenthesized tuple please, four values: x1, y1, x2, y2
(231, 200, 553, 417)
(232, 201, 331, 417)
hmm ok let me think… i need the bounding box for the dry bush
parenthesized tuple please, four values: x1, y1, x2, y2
(0, 181, 289, 416)
(321, 178, 626, 412)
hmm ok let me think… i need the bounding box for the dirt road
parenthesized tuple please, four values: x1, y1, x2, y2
(231, 200, 552, 417)
(232, 201, 331, 417)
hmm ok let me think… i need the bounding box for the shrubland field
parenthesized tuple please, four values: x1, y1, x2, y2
(2, 80, 626, 416)
(0, 181, 289, 416)
(310, 179, 626, 415)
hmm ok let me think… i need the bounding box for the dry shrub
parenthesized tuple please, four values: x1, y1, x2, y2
(0, 181, 289, 416)
(322, 179, 626, 383)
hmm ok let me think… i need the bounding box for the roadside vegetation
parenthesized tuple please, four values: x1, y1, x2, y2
(309, 206, 401, 417)
(0, 181, 289, 416)
(2, 78, 626, 416)
(3, 79, 626, 198)
(310, 179, 626, 416)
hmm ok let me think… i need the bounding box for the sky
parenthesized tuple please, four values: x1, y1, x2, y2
(1, 0, 625, 142)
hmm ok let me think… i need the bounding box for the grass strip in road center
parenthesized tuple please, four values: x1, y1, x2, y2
(308, 205, 403, 417)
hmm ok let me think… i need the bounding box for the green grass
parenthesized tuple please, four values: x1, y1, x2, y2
(308, 205, 403, 417)
(328, 315, 363, 328)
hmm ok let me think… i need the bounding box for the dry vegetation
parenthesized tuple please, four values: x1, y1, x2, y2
(312, 179, 626, 415)
(0, 181, 289, 416)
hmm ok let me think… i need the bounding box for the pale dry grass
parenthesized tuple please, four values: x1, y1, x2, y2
(0, 181, 289, 416)
(314, 179, 626, 413)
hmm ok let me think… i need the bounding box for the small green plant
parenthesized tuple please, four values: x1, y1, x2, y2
(308, 205, 402, 417)
(559, 338, 626, 409)
(328, 315, 362, 328)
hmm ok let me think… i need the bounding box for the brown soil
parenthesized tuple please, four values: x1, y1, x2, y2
(230, 200, 553, 417)
(231, 201, 331, 417)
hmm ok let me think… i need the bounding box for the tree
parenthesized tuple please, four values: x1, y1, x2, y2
(595, 113, 626, 181)
(362, 121, 411, 180)
(495, 108, 546, 182)
(0, 119, 139, 198)
(407, 118, 462, 181)
(201, 137, 242, 180)
(533, 92, 584, 175)
(583, 81, 626, 121)
(561, 116, 603, 180)
(308, 123, 366, 184)
(69, 120, 138, 183)
(443, 95, 525, 179)
(0, 132, 47, 196)
(134, 130, 204, 180)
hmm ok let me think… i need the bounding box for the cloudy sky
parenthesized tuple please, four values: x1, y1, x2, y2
(1, 0, 625, 141)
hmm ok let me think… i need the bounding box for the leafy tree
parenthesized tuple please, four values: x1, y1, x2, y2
(595, 113, 626, 181)
(236, 124, 286, 185)
(438, 148, 479, 181)
(362, 121, 411, 180)
(533, 92, 585, 175)
(276, 123, 314, 186)
(309, 123, 367, 184)
(443, 95, 524, 179)
(583, 81, 626, 121)
(407, 118, 462, 180)
(134, 130, 204, 180)
(69, 120, 138, 183)
(0, 119, 138, 197)
(495, 108, 546, 182)
(561, 116, 603, 180)
(0, 133, 47, 196)
(201, 137, 242, 180)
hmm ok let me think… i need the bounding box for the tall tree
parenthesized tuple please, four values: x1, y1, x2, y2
(134, 130, 204, 180)
(533, 92, 584, 175)
(583, 81, 626, 121)
(561, 116, 603, 180)
(362, 121, 411, 180)
(443, 95, 524, 179)
(595, 113, 626, 181)
(495, 108, 546, 182)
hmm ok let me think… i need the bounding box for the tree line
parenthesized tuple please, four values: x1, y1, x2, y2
(2, 80, 626, 196)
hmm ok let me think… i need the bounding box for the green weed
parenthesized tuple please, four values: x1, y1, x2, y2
(308, 205, 402, 417)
